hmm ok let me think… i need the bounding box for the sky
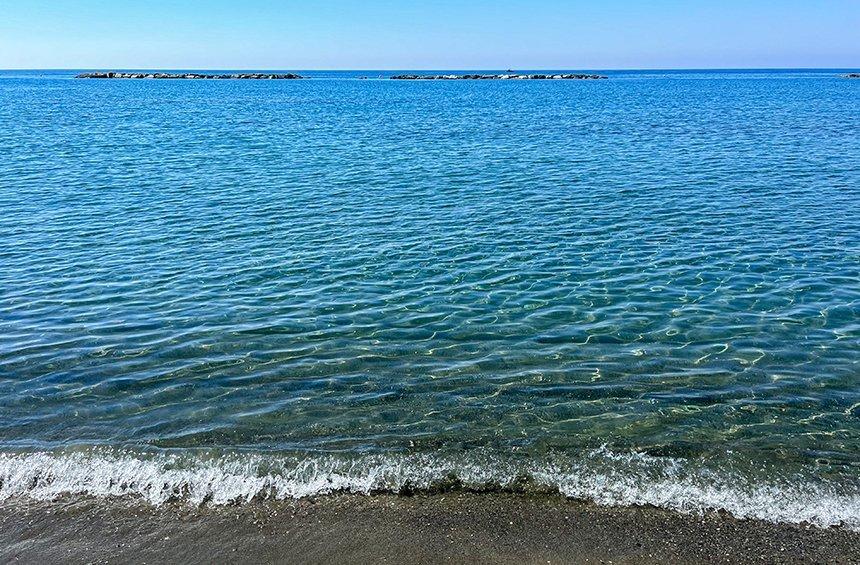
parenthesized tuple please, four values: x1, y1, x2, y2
(0, 0, 858, 70)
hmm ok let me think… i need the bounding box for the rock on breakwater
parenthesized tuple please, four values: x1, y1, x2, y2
(391, 73, 607, 80)
(76, 72, 303, 79)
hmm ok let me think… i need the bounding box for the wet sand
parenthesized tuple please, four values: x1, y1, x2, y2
(1, 493, 857, 564)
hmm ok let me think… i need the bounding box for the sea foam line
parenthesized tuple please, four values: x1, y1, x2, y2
(0, 448, 857, 531)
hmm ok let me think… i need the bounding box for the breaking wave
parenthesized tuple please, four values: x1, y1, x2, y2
(1, 447, 857, 531)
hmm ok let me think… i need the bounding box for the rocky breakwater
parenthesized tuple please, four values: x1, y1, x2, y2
(76, 72, 303, 79)
(843, 73, 860, 78)
(391, 73, 607, 80)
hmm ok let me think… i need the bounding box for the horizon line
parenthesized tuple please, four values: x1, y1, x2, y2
(2, 66, 859, 73)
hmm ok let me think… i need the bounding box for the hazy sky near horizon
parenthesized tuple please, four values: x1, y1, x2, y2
(1, 0, 858, 69)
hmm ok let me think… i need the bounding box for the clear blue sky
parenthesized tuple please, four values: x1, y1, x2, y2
(1, 0, 857, 69)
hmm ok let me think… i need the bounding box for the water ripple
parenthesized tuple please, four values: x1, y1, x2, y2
(0, 71, 858, 485)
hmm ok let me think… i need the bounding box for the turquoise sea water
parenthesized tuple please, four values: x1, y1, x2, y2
(0, 69, 858, 527)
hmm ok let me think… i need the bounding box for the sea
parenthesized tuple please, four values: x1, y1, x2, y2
(0, 69, 858, 529)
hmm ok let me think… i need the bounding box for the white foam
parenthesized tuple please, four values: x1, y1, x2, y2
(0, 448, 857, 531)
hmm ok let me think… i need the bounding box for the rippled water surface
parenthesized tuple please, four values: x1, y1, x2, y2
(0, 70, 858, 524)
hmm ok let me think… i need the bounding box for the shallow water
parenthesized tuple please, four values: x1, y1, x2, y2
(0, 69, 858, 526)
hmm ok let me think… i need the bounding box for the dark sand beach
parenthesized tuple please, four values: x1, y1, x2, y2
(1, 494, 857, 564)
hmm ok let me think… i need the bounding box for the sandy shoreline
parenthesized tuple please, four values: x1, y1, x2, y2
(1, 494, 857, 564)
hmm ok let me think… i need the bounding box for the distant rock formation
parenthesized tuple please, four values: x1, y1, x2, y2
(76, 72, 303, 79)
(391, 73, 607, 80)
(843, 73, 860, 78)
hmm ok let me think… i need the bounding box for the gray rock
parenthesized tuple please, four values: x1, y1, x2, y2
(390, 73, 607, 80)
(75, 72, 303, 80)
